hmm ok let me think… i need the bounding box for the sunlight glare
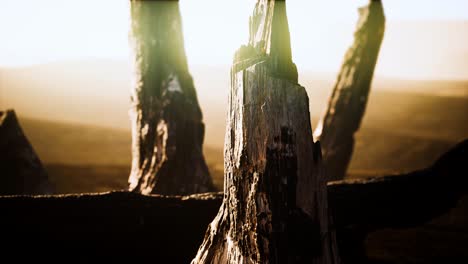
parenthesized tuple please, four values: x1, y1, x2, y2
(0, 0, 467, 79)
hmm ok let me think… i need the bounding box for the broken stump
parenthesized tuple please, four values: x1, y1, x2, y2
(192, 1, 340, 263)
(0, 109, 53, 195)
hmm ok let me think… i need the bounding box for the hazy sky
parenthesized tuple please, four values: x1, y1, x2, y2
(1, 0, 468, 79)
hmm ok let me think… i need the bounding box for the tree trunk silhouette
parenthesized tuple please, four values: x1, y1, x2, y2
(0, 109, 54, 195)
(314, 0, 386, 181)
(128, 0, 214, 195)
(192, 1, 340, 263)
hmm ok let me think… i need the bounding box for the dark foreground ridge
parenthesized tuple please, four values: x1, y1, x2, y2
(0, 139, 466, 262)
(329, 138, 468, 263)
(0, 191, 222, 261)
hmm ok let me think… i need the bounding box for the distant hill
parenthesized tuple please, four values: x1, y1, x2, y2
(17, 101, 465, 193)
(2, 59, 468, 149)
(6, 58, 465, 191)
(20, 117, 131, 166)
(18, 117, 224, 193)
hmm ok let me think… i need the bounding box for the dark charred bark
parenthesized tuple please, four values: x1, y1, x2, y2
(329, 138, 468, 230)
(0, 140, 464, 262)
(329, 138, 468, 263)
(314, 0, 386, 181)
(0, 109, 53, 195)
(128, 0, 214, 195)
(193, 1, 340, 263)
(0, 191, 222, 262)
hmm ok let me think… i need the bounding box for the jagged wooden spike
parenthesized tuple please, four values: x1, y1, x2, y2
(243, 0, 297, 81)
(192, 1, 340, 263)
(128, 0, 214, 195)
(314, 0, 386, 181)
(0, 109, 54, 195)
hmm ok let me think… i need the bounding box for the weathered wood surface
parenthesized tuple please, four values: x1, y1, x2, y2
(0, 109, 53, 195)
(128, 0, 214, 195)
(193, 1, 340, 263)
(314, 0, 386, 181)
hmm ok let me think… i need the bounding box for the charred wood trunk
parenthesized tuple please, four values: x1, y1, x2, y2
(314, 0, 386, 181)
(192, 1, 340, 263)
(128, 0, 214, 195)
(0, 109, 53, 195)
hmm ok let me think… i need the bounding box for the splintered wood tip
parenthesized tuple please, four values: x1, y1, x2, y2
(246, 0, 297, 81)
(249, 0, 292, 60)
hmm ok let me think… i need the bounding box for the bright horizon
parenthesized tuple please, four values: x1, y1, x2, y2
(1, 0, 468, 80)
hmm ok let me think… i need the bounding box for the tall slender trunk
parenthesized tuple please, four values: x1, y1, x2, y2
(314, 0, 386, 181)
(128, 0, 214, 195)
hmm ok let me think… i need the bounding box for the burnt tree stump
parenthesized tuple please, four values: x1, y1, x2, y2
(128, 0, 214, 195)
(192, 1, 340, 263)
(0, 109, 53, 195)
(314, 0, 386, 181)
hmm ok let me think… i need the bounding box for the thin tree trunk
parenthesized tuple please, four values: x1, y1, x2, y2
(128, 0, 214, 195)
(193, 1, 340, 263)
(314, 0, 386, 181)
(0, 109, 54, 195)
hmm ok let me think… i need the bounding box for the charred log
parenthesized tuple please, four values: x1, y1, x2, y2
(329, 139, 467, 230)
(0, 140, 464, 261)
(314, 0, 386, 181)
(328, 138, 468, 263)
(192, 1, 340, 263)
(0, 109, 53, 195)
(0, 191, 222, 262)
(128, 0, 214, 195)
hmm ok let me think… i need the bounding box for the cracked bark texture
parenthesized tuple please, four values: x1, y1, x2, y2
(128, 0, 214, 195)
(314, 0, 385, 181)
(0, 109, 54, 195)
(193, 1, 340, 263)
